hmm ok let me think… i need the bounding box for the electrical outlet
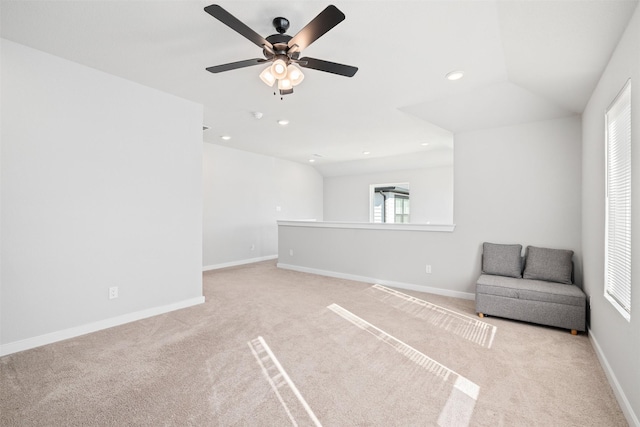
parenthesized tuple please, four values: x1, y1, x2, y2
(426, 265, 432, 274)
(109, 286, 118, 299)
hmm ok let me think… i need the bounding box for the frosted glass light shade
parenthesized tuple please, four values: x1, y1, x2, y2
(278, 78, 293, 90)
(271, 59, 288, 79)
(287, 64, 305, 86)
(259, 67, 276, 87)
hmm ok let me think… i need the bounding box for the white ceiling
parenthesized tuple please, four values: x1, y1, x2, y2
(2, 0, 637, 175)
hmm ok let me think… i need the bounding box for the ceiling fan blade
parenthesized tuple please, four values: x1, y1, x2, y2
(204, 4, 273, 50)
(287, 5, 345, 51)
(298, 57, 358, 77)
(206, 58, 267, 73)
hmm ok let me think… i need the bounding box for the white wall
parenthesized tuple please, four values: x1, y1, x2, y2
(582, 4, 640, 424)
(279, 116, 582, 296)
(1, 40, 204, 353)
(323, 165, 454, 224)
(454, 116, 583, 279)
(202, 144, 323, 269)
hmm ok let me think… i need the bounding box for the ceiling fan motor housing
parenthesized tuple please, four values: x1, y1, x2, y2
(264, 33, 299, 60)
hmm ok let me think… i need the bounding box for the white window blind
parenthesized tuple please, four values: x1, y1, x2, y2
(605, 79, 632, 321)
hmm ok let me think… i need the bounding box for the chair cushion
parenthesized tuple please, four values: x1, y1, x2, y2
(482, 242, 523, 278)
(523, 246, 573, 284)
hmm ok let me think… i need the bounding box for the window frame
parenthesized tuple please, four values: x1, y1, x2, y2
(604, 79, 632, 322)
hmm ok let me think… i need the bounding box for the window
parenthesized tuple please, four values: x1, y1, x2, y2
(605, 79, 632, 321)
(394, 195, 410, 223)
(370, 184, 410, 224)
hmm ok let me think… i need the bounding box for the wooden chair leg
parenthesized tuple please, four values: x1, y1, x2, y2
(571, 329, 578, 335)
(478, 313, 484, 319)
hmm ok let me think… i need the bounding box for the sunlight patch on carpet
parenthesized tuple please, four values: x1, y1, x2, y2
(328, 303, 479, 427)
(248, 337, 322, 427)
(438, 376, 480, 427)
(369, 284, 497, 348)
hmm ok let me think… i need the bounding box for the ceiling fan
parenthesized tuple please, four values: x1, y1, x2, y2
(204, 4, 358, 95)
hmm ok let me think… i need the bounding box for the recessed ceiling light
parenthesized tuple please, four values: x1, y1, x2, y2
(278, 119, 289, 126)
(309, 159, 316, 163)
(221, 135, 231, 140)
(446, 70, 464, 81)
(421, 142, 430, 146)
(363, 151, 371, 155)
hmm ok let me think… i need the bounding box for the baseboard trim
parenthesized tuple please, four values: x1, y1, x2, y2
(276, 263, 475, 301)
(0, 296, 205, 357)
(589, 329, 639, 427)
(203, 255, 278, 271)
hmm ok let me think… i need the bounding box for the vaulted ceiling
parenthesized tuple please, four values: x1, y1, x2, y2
(2, 1, 637, 175)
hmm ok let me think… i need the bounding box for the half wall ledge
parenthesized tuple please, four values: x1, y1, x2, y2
(277, 220, 456, 232)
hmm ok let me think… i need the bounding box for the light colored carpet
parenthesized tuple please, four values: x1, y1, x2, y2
(0, 261, 627, 426)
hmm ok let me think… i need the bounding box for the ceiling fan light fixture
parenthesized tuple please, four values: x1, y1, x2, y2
(278, 77, 293, 91)
(271, 59, 288, 79)
(287, 65, 305, 86)
(259, 67, 276, 86)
